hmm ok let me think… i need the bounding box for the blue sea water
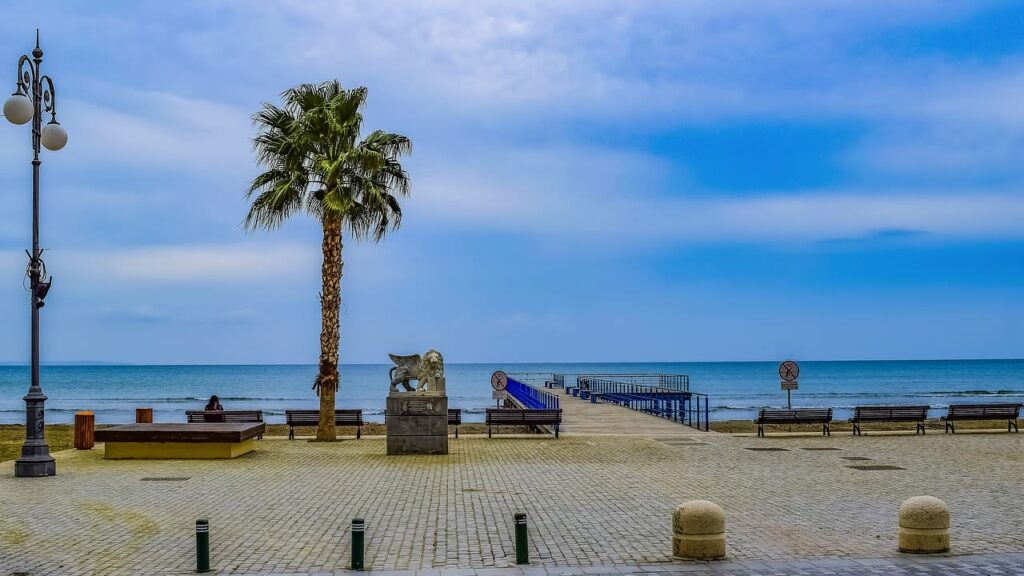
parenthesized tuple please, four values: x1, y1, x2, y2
(0, 360, 1021, 425)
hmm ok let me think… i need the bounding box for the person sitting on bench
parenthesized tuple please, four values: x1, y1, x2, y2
(204, 395, 224, 421)
(205, 395, 224, 411)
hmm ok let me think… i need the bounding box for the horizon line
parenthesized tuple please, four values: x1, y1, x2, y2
(0, 357, 1022, 367)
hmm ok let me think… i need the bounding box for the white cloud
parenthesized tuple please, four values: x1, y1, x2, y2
(61, 243, 318, 282)
(406, 143, 1024, 243)
(61, 91, 252, 174)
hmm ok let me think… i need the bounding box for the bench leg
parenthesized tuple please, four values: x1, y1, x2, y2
(488, 425, 492, 439)
(757, 424, 764, 438)
(853, 422, 860, 436)
(823, 423, 830, 436)
(357, 426, 361, 440)
(1010, 420, 1018, 433)
(917, 421, 925, 435)
(455, 426, 459, 439)
(555, 424, 559, 439)
(288, 426, 294, 440)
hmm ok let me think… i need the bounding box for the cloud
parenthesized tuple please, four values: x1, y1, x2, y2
(62, 243, 318, 282)
(407, 142, 1024, 243)
(61, 91, 252, 175)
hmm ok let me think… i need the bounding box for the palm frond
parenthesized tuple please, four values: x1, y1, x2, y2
(245, 81, 412, 237)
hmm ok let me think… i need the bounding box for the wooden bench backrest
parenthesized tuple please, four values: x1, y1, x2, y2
(757, 408, 832, 422)
(186, 410, 263, 423)
(486, 408, 562, 424)
(852, 406, 929, 420)
(285, 409, 363, 426)
(947, 403, 1022, 419)
(447, 409, 462, 425)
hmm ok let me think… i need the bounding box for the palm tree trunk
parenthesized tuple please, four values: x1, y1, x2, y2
(316, 217, 343, 441)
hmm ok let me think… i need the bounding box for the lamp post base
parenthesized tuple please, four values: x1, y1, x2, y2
(17, 391, 55, 477)
(15, 453, 55, 477)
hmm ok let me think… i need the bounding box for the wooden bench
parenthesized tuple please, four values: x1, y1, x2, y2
(755, 408, 833, 437)
(942, 403, 1021, 433)
(849, 405, 929, 435)
(285, 409, 364, 440)
(95, 422, 265, 459)
(187, 410, 264, 438)
(448, 408, 462, 438)
(486, 408, 562, 438)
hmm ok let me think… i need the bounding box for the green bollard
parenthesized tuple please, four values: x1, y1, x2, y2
(351, 518, 365, 570)
(514, 512, 529, 565)
(195, 519, 210, 573)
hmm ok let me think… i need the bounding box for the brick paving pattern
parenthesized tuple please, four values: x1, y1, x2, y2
(1, 423, 1022, 575)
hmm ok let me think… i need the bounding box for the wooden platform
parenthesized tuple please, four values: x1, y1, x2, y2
(95, 422, 265, 459)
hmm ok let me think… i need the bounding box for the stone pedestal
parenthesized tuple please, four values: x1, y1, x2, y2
(386, 389, 448, 455)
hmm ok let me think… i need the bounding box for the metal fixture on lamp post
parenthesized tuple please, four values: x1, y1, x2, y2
(4, 30, 67, 477)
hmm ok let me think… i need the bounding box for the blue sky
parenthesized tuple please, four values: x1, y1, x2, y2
(0, 1, 1022, 364)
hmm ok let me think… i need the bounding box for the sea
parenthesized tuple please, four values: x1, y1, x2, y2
(0, 360, 1021, 425)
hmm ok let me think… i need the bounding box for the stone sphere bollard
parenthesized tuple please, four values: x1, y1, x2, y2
(899, 496, 950, 553)
(673, 500, 726, 560)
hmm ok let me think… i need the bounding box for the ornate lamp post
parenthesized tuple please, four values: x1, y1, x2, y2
(3, 30, 67, 477)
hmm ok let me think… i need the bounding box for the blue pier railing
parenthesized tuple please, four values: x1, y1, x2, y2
(506, 377, 560, 410)
(505, 372, 565, 389)
(567, 374, 689, 394)
(573, 376, 708, 431)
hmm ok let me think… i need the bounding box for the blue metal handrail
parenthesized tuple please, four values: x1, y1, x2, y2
(577, 377, 708, 431)
(569, 373, 689, 393)
(506, 377, 560, 410)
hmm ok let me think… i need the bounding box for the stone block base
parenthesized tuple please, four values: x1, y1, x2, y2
(386, 394, 448, 455)
(673, 534, 726, 560)
(103, 439, 256, 459)
(899, 528, 950, 553)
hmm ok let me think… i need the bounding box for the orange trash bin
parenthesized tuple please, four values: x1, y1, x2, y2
(74, 411, 95, 449)
(135, 408, 153, 423)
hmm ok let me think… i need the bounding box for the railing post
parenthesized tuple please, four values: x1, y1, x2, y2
(704, 396, 709, 431)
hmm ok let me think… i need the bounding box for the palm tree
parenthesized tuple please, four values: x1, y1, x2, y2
(246, 81, 411, 441)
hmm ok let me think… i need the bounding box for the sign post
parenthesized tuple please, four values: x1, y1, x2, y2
(491, 371, 508, 408)
(778, 360, 799, 411)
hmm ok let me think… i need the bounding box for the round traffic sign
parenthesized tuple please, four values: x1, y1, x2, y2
(490, 370, 508, 391)
(778, 360, 799, 382)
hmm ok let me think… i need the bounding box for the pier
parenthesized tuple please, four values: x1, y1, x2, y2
(505, 372, 710, 436)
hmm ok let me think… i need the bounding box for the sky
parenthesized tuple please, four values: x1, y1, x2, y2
(0, 1, 1022, 364)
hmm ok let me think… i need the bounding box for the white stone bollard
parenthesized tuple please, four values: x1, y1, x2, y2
(898, 496, 950, 553)
(672, 500, 726, 560)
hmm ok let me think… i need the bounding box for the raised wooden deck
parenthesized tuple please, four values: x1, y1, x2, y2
(95, 422, 265, 459)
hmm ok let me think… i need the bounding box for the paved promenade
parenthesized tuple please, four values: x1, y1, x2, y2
(1, 422, 1022, 575)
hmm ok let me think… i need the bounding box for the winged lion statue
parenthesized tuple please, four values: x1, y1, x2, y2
(388, 350, 445, 393)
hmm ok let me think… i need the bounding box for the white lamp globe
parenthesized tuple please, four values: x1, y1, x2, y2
(3, 93, 33, 125)
(41, 121, 67, 151)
